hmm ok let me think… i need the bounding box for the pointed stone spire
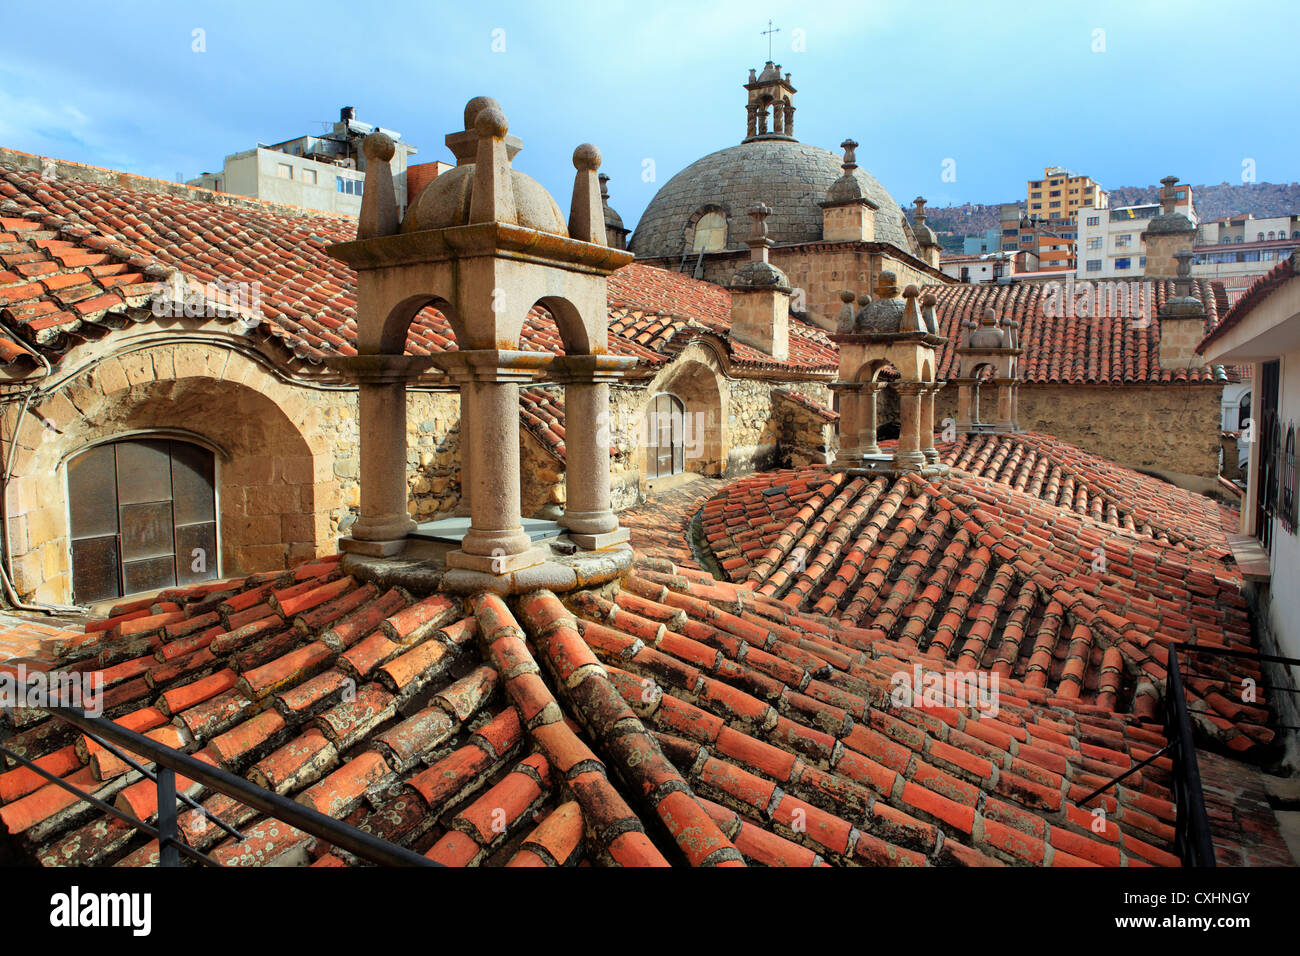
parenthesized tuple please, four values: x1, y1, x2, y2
(469, 106, 516, 225)
(568, 143, 606, 245)
(358, 132, 399, 239)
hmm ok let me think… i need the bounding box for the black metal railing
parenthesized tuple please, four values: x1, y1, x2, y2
(0, 696, 440, 867)
(1163, 644, 1216, 866)
(1078, 644, 1216, 866)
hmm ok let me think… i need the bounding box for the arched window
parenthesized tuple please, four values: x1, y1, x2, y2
(1268, 231, 1276, 240)
(645, 393, 685, 478)
(1258, 233, 1265, 242)
(691, 211, 728, 253)
(68, 438, 218, 603)
(1238, 392, 1251, 430)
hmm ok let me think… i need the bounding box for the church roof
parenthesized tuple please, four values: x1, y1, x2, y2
(0, 437, 1266, 867)
(925, 280, 1236, 385)
(629, 140, 916, 259)
(0, 157, 835, 378)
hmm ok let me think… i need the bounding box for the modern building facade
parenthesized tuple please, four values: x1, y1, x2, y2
(1027, 166, 1107, 222)
(188, 107, 419, 217)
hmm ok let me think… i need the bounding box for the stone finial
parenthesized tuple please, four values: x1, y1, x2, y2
(358, 132, 399, 239)
(1003, 315, 1020, 350)
(568, 143, 607, 245)
(921, 292, 939, 336)
(874, 270, 899, 300)
(464, 96, 501, 128)
(837, 288, 857, 333)
(745, 202, 774, 262)
(1175, 248, 1193, 278)
(901, 284, 925, 332)
(469, 106, 516, 225)
(913, 197, 928, 224)
(982, 307, 997, 326)
(599, 172, 610, 202)
(841, 139, 859, 170)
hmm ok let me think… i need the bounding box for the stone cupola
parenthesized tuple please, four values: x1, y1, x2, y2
(912, 197, 942, 269)
(744, 62, 797, 142)
(1142, 175, 1196, 279)
(728, 202, 791, 360)
(953, 307, 1022, 433)
(325, 96, 634, 592)
(819, 139, 878, 242)
(829, 271, 948, 474)
(1156, 250, 1208, 371)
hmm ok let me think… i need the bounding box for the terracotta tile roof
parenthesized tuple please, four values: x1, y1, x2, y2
(925, 280, 1235, 385)
(0, 163, 832, 376)
(607, 264, 839, 374)
(1197, 250, 1298, 355)
(1, 548, 1199, 868)
(942, 433, 1239, 553)
(699, 463, 1264, 753)
(518, 388, 568, 461)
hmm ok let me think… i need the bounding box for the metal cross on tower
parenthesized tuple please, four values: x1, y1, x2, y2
(761, 19, 780, 60)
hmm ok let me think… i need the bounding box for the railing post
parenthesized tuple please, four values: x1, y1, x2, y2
(157, 766, 179, 867)
(1166, 645, 1217, 867)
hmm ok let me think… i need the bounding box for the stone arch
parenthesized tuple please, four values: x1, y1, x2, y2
(854, 359, 892, 383)
(5, 342, 340, 604)
(379, 294, 466, 353)
(639, 344, 727, 487)
(535, 295, 594, 355)
(684, 204, 730, 255)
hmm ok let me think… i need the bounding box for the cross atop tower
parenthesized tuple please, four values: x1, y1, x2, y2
(761, 19, 780, 60)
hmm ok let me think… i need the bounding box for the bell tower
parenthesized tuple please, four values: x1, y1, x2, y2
(743, 63, 797, 142)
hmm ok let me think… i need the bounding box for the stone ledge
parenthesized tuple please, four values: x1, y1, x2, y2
(341, 540, 633, 597)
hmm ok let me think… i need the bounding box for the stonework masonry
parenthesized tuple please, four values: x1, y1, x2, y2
(4, 333, 836, 604)
(932, 382, 1223, 480)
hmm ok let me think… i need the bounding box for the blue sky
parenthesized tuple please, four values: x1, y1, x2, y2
(2, 0, 1296, 227)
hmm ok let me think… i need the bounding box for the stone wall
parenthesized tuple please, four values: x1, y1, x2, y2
(4, 332, 838, 603)
(931, 382, 1223, 479)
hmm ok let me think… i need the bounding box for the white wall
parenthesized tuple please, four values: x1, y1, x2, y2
(1268, 352, 1300, 677)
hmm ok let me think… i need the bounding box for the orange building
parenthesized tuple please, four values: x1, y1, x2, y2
(1027, 166, 1107, 222)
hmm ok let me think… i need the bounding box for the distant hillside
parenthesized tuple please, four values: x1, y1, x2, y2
(924, 181, 1300, 238)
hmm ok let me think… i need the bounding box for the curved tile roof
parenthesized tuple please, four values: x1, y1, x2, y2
(926, 280, 1234, 385)
(699, 463, 1264, 753)
(0, 163, 835, 378)
(0, 551, 1194, 868)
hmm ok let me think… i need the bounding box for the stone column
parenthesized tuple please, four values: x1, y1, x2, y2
(784, 104, 795, 137)
(454, 383, 473, 517)
(772, 100, 784, 135)
(746, 106, 757, 139)
(861, 382, 882, 455)
(553, 354, 635, 549)
(955, 380, 974, 432)
(325, 355, 434, 557)
(354, 381, 416, 546)
(1010, 383, 1020, 432)
(439, 350, 549, 574)
(893, 383, 926, 470)
(920, 384, 940, 463)
(995, 379, 1015, 432)
(831, 384, 861, 460)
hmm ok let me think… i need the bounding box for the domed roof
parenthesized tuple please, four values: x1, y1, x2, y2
(629, 139, 915, 259)
(402, 163, 568, 236)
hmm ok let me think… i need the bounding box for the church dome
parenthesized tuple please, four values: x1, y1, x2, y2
(402, 160, 568, 236)
(630, 140, 913, 259)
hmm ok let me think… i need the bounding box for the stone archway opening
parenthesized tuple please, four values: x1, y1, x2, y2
(7, 347, 335, 604)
